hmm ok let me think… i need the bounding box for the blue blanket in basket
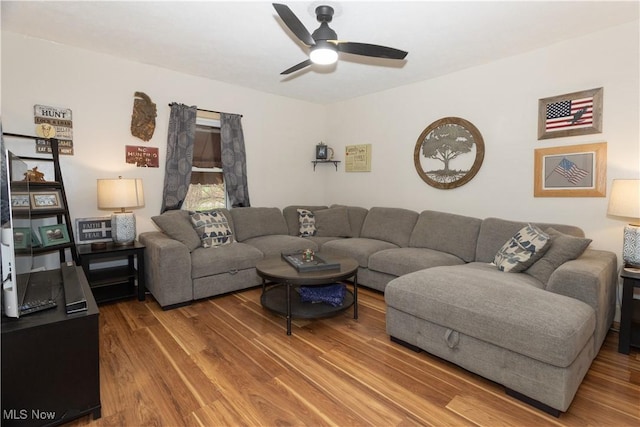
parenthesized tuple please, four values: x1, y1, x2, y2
(298, 284, 346, 307)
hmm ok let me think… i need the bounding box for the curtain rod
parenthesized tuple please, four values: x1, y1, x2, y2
(168, 103, 242, 118)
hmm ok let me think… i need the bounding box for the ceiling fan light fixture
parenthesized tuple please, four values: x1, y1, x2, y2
(310, 42, 338, 65)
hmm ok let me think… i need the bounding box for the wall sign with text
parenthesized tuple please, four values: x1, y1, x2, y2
(75, 217, 112, 244)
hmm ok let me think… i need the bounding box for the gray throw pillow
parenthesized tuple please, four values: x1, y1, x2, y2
(190, 210, 234, 248)
(297, 208, 316, 236)
(314, 207, 353, 237)
(151, 210, 201, 252)
(525, 228, 592, 284)
(493, 224, 550, 272)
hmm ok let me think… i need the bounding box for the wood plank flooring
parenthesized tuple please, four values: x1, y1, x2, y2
(69, 287, 640, 426)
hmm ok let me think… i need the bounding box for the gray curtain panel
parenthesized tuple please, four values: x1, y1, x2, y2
(220, 113, 251, 207)
(161, 104, 197, 213)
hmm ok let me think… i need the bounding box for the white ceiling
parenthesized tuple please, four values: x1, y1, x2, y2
(2, 1, 638, 104)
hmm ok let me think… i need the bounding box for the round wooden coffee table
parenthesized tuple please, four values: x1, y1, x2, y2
(256, 253, 358, 335)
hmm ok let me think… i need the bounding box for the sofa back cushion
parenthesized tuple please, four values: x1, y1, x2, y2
(230, 207, 288, 242)
(475, 217, 584, 263)
(283, 205, 328, 236)
(360, 207, 419, 247)
(151, 209, 202, 252)
(331, 205, 368, 237)
(314, 206, 353, 237)
(409, 210, 481, 262)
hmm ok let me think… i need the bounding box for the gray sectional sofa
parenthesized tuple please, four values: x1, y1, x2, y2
(139, 204, 617, 415)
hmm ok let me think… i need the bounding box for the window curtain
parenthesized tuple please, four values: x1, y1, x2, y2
(220, 113, 251, 207)
(160, 104, 197, 213)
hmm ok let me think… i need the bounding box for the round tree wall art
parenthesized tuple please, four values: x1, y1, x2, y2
(414, 117, 485, 189)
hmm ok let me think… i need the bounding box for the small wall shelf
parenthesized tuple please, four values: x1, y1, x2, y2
(312, 160, 341, 171)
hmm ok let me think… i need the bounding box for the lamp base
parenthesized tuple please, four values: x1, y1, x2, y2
(623, 224, 640, 267)
(111, 212, 136, 246)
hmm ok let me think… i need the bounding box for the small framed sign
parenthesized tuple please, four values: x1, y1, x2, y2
(75, 217, 112, 244)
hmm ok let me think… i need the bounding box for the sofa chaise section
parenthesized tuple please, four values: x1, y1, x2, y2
(384, 217, 617, 414)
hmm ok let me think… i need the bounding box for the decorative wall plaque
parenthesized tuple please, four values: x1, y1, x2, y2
(414, 117, 485, 189)
(130, 91, 157, 141)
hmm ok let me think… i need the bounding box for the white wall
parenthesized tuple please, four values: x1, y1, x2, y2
(2, 20, 639, 265)
(1, 32, 327, 236)
(324, 21, 640, 260)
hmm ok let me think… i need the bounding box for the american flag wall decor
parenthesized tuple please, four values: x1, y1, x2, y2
(538, 88, 603, 140)
(534, 142, 607, 197)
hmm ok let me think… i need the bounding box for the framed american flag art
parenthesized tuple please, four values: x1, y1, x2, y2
(537, 87, 603, 140)
(534, 142, 607, 197)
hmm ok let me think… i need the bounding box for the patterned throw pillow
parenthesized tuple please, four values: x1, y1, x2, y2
(190, 210, 233, 248)
(297, 208, 316, 236)
(493, 224, 551, 273)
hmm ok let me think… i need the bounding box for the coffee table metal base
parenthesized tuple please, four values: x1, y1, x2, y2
(256, 254, 358, 335)
(262, 283, 354, 321)
(261, 282, 356, 335)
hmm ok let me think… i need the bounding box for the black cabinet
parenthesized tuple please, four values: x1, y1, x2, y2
(78, 241, 145, 304)
(1, 267, 100, 426)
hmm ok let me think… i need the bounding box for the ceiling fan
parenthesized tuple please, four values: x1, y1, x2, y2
(273, 3, 408, 75)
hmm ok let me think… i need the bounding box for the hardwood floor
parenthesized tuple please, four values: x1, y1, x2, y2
(69, 287, 640, 426)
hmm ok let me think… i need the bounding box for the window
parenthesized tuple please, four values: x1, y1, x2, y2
(181, 112, 227, 211)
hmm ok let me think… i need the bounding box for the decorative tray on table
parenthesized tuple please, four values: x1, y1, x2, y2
(281, 251, 340, 272)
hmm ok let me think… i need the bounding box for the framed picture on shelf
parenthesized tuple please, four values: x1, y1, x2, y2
(534, 142, 607, 197)
(31, 229, 41, 248)
(13, 227, 32, 249)
(30, 190, 63, 210)
(10, 192, 30, 210)
(39, 224, 70, 247)
(538, 87, 603, 140)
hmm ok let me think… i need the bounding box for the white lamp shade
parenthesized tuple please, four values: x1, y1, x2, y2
(607, 179, 640, 222)
(97, 177, 144, 211)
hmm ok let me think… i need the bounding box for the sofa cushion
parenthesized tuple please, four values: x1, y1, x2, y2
(360, 207, 419, 247)
(409, 210, 481, 262)
(190, 210, 234, 248)
(151, 209, 201, 252)
(368, 247, 465, 277)
(475, 217, 585, 263)
(297, 209, 316, 237)
(244, 235, 318, 257)
(330, 205, 368, 237)
(525, 228, 592, 284)
(314, 206, 353, 237)
(191, 242, 263, 279)
(230, 207, 288, 242)
(385, 263, 595, 367)
(321, 237, 398, 267)
(493, 224, 550, 272)
(283, 205, 328, 236)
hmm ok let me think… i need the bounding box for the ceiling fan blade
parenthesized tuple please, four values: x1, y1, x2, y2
(281, 59, 312, 75)
(337, 42, 408, 60)
(273, 3, 315, 47)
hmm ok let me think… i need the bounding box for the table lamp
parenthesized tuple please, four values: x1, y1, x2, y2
(607, 179, 640, 267)
(97, 177, 144, 246)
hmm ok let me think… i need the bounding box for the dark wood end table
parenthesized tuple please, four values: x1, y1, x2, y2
(256, 254, 358, 335)
(77, 241, 146, 304)
(619, 266, 640, 354)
